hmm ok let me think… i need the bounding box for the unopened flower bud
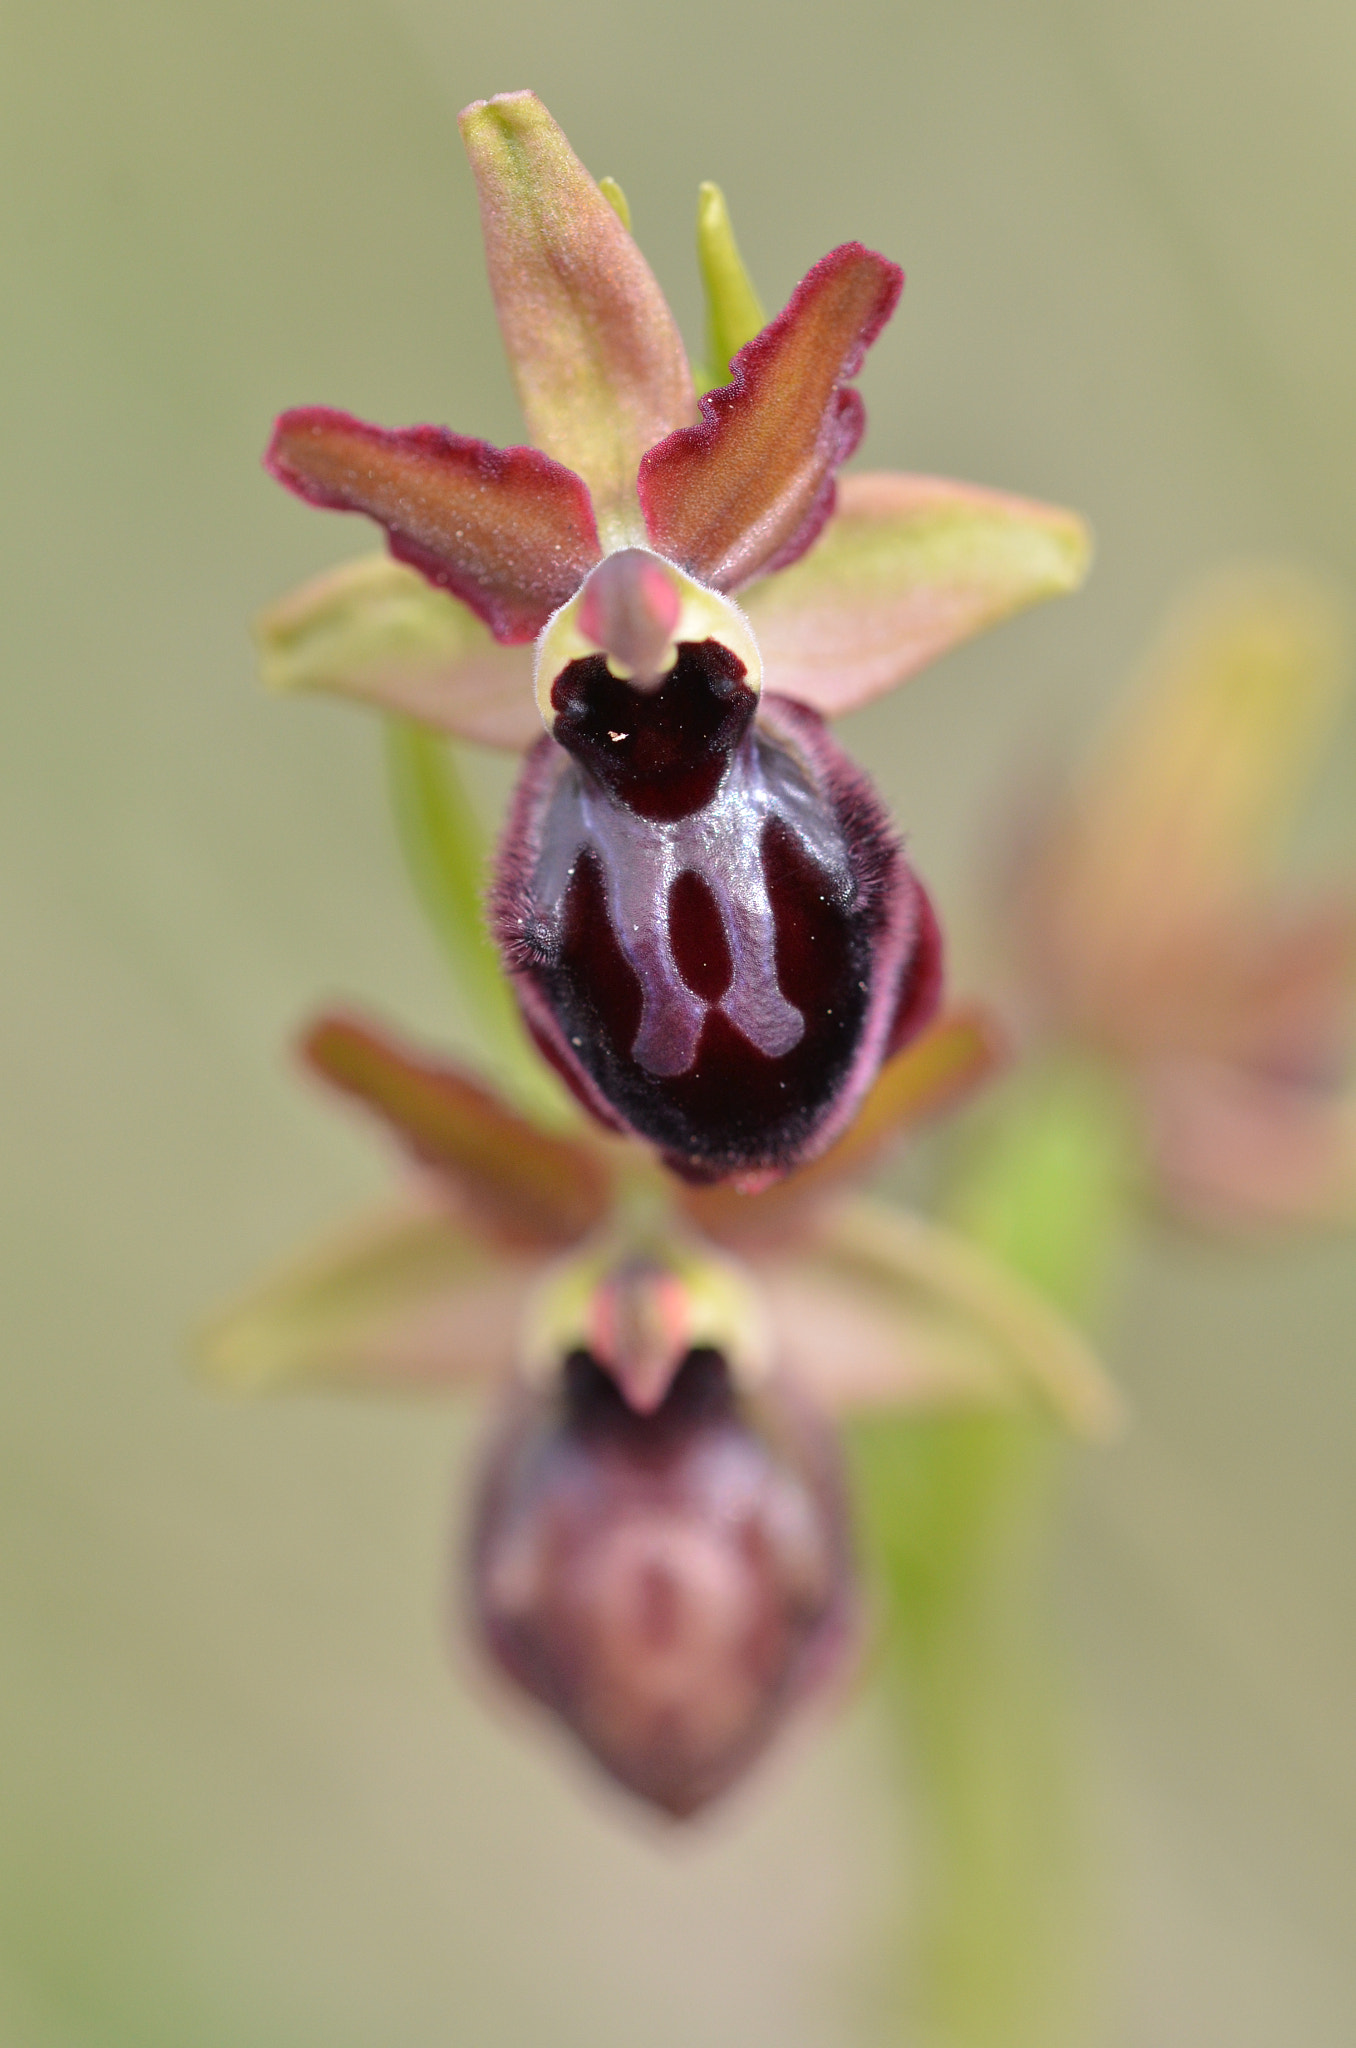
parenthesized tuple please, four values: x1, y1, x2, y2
(469, 1346, 853, 1817)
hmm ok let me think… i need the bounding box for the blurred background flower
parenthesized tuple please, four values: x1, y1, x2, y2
(4, 4, 1356, 2046)
(1007, 569, 1356, 1230)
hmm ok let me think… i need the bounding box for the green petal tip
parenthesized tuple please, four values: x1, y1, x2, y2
(696, 180, 765, 392)
(597, 176, 631, 229)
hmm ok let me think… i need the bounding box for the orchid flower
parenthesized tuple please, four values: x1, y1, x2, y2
(1010, 570, 1356, 1230)
(202, 1003, 1118, 1816)
(231, 91, 1113, 1817)
(259, 90, 1089, 1186)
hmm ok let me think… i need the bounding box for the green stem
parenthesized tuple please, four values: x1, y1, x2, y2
(849, 1062, 1137, 2047)
(382, 718, 570, 1125)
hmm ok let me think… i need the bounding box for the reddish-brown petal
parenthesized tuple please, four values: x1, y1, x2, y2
(638, 244, 902, 592)
(301, 1012, 612, 1249)
(266, 408, 601, 645)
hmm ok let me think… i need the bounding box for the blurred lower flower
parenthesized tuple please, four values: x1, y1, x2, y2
(200, 1007, 1118, 1816)
(472, 1340, 852, 1818)
(1009, 570, 1356, 1230)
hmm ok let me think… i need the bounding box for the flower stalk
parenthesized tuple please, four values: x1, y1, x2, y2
(851, 1064, 1135, 2048)
(383, 716, 566, 1123)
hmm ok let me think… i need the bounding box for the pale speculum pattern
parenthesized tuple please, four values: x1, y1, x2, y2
(495, 637, 919, 1179)
(531, 729, 850, 1078)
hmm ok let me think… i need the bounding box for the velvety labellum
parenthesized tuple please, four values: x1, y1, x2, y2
(496, 689, 936, 1182)
(470, 1346, 852, 1816)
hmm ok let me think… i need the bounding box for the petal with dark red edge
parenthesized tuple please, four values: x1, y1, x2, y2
(302, 1013, 612, 1249)
(743, 474, 1092, 717)
(638, 243, 902, 592)
(266, 408, 601, 645)
(459, 91, 696, 545)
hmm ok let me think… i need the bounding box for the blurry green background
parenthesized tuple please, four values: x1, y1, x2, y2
(3, 0, 1355, 2041)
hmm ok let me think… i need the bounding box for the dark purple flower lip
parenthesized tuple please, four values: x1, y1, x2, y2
(469, 1344, 854, 1818)
(549, 639, 758, 822)
(494, 692, 940, 1184)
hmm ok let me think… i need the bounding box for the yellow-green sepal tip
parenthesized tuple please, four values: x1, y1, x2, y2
(597, 175, 630, 229)
(696, 180, 765, 394)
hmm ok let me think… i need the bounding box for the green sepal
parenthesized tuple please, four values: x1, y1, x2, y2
(197, 1198, 523, 1396)
(253, 553, 540, 750)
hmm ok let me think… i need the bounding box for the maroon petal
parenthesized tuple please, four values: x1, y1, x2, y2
(266, 408, 601, 645)
(637, 244, 902, 593)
